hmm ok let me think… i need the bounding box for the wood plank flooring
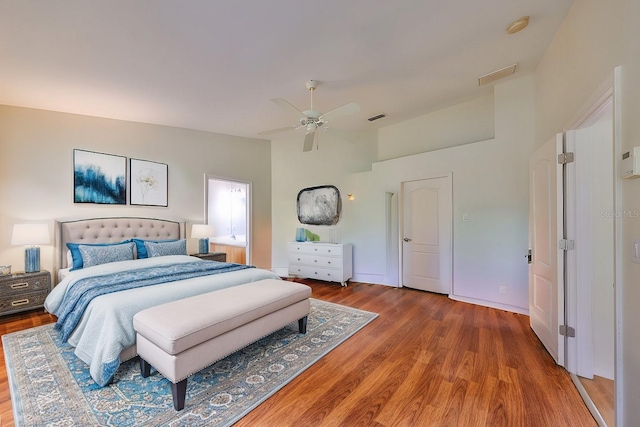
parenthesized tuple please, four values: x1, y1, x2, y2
(0, 280, 596, 426)
(579, 375, 614, 426)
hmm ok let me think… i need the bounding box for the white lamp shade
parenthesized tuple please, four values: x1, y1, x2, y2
(11, 223, 50, 246)
(191, 224, 215, 239)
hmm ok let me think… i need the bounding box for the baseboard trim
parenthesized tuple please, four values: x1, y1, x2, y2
(571, 373, 608, 427)
(448, 294, 529, 315)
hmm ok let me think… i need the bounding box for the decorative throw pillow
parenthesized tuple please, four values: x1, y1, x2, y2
(67, 240, 132, 270)
(133, 238, 179, 259)
(144, 239, 187, 258)
(78, 242, 135, 268)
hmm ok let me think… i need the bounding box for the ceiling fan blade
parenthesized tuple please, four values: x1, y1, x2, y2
(303, 131, 315, 152)
(319, 102, 361, 123)
(272, 98, 305, 117)
(258, 125, 297, 136)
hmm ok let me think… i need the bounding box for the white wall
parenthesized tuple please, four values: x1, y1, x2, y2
(373, 75, 535, 312)
(270, 129, 378, 278)
(534, 0, 640, 423)
(378, 93, 495, 160)
(0, 105, 273, 272)
(271, 75, 534, 313)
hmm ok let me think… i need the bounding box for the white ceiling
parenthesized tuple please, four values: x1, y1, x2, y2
(0, 0, 572, 139)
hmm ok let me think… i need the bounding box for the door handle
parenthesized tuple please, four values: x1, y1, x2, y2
(403, 238, 412, 242)
(526, 249, 532, 264)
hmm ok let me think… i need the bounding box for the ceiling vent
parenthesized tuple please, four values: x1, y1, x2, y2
(368, 113, 387, 122)
(478, 64, 517, 86)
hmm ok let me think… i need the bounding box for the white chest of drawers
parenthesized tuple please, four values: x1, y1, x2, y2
(288, 242, 353, 286)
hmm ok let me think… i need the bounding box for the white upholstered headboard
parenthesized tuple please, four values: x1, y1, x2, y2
(56, 217, 185, 272)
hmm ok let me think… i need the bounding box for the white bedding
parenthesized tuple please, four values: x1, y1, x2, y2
(44, 255, 281, 385)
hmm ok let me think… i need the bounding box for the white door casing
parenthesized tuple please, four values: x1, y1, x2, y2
(401, 174, 452, 294)
(529, 134, 564, 365)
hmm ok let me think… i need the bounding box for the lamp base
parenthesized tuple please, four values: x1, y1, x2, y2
(25, 247, 40, 273)
(198, 238, 209, 255)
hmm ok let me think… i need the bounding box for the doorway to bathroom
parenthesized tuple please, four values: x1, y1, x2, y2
(205, 175, 251, 265)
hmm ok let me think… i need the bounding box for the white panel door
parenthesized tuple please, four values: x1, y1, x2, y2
(565, 100, 615, 379)
(529, 134, 564, 364)
(402, 175, 452, 294)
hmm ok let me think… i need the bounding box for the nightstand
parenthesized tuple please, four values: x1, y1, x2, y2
(0, 270, 51, 316)
(190, 252, 227, 262)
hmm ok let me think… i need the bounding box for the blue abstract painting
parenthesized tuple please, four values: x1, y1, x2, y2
(73, 149, 126, 204)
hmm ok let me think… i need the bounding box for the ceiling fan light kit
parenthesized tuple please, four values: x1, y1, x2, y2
(259, 80, 361, 151)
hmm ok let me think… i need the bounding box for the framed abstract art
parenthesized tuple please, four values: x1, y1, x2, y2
(130, 158, 168, 207)
(73, 149, 126, 205)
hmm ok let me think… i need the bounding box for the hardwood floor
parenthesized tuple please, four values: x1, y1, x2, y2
(0, 280, 596, 426)
(579, 375, 614, 426)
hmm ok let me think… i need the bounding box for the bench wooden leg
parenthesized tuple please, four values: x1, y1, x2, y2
(171, 379, 188, 411)
(298, 316, 308, 334)
(140, 357, 151, 378)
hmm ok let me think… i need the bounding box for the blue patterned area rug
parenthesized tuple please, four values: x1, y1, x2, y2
(3, 299, 377, 427)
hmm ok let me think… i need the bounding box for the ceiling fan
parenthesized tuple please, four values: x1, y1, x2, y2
(259, 80, 361, 151)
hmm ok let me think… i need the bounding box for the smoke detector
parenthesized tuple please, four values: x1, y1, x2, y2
(507, 16, 530, 34)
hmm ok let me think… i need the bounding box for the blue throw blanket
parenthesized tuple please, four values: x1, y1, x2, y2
(55, 261, 253, 342)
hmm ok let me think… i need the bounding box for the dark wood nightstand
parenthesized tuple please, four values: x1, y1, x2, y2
(0, 270, 51, 316)
(190, 252, 227, 262)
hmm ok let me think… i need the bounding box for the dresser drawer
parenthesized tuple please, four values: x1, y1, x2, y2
(288, 243, 343, 256)
(0, 273, 50, 297)
(288, 266, 340, 282)
(288, 253, 339, 268)
(0, 290, 48, 315)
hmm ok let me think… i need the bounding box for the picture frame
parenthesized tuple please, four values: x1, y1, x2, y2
(130, 158, 168, 207)
(297, 185, 342, 226)
(73, 149, 127, 205)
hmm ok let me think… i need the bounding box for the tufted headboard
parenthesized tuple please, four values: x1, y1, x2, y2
(56, 217, 185, 273)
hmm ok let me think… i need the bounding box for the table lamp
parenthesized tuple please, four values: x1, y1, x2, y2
(191, 224, 215, 254)
(11, 223, 50, 273)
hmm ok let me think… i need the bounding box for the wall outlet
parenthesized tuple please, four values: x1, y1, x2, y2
(462, 212, 470, 222)
(499, 285, 507, 294)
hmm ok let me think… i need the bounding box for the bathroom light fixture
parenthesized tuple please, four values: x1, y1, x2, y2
(191, 224, 215, 254)
(11, 223, 50, 273)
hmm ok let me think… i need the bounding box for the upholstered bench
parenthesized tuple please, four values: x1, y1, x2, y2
(133, 279, 311, 410)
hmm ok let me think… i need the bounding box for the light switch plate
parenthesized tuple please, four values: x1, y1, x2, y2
(633, 238, 640, 264)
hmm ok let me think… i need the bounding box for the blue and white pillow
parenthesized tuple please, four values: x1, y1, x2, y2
(78, 242, 135, 268)
(144, 239, 187, 258)
(67, 240, 133, 270)
(133, 238, 179, 259)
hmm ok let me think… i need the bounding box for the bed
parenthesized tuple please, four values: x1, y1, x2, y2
(44, 217, 281, 386)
